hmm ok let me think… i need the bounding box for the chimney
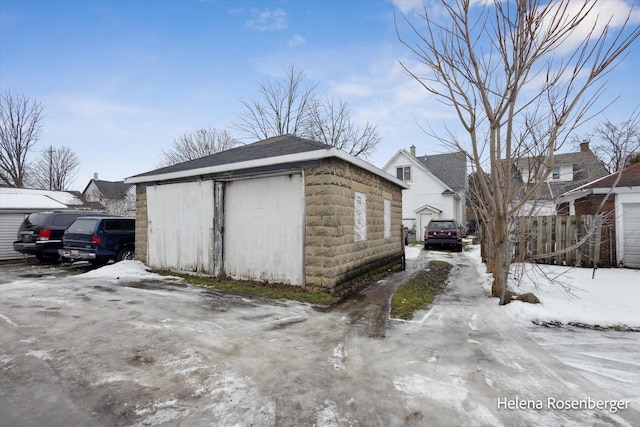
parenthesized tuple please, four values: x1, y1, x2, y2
(580, 140, 590, 152)
(93, 172, 99, 180)
(410, 145, 416, 157)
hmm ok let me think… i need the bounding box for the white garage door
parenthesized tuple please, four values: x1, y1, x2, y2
(622, 203, 640, 268)
(224, 174, 304, 286)
(147, 181, 215, 273)
(0, 213, 25, 260)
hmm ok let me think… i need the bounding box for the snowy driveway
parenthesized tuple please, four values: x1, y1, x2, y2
(1, 251, 639, 426)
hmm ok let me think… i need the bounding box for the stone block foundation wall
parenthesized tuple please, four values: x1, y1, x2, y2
(304, 158, 404, 293)
(134, 184, 148, 263)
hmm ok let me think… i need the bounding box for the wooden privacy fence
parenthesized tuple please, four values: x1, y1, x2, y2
(514, 215, 602, 267)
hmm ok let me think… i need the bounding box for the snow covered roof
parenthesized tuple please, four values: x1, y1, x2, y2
(0, 187, 88, 210)
(0, 193, 68, 210)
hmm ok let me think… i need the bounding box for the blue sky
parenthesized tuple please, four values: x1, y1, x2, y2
(1, 0, 639, 189)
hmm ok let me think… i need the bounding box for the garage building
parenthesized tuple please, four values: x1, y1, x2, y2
(125, 135, 408, 293)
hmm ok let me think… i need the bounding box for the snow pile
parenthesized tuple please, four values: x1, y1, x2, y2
(76, 260, 169, 281)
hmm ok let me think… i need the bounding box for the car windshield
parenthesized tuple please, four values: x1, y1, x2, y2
(67, 219, 99, 234)
(430, 221, 456, 230)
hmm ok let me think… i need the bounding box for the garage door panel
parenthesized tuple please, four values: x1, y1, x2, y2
(147, 181, 215, 273)
(0, 214, 25, 260)
(224, 174, 304, 285)
(623, 203, 640, 268)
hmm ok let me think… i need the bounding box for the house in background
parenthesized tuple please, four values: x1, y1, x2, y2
(0, 187, 95, 260)
(382, 145, 467, 240)
(515, 141, 608, 215)
(125, 135, 408, 294)
(82, 174, 136, 216)
(557, 162, 640, 268)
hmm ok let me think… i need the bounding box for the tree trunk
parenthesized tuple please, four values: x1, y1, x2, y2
(484, 213, 509, 298)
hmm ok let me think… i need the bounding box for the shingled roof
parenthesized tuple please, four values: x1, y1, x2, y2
(515, 147, 609, 200)
(582, 162, 640, 190)
(416, 151, 467, 191)
(89, 180, 133, 198)
(126, 135, 408, 188)
(130, 135, 332, 180)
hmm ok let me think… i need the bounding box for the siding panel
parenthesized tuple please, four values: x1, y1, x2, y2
(0, 214, 25, 260)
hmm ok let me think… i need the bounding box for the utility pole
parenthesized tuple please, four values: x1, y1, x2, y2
(48, 145, 54, 190)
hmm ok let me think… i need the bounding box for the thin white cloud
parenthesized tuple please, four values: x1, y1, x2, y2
(244, 8, 287, 31)
(390, 0, 424, 15)
(289, 34, 306, 47)
(539, 0, 640, 55)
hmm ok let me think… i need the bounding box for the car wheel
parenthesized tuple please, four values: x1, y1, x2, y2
(424, 243, 428, 250)
(456, 244, 463, 252)
(116, 247, 135, 262)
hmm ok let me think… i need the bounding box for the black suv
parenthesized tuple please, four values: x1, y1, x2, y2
(13, 210, 111, 262)
(424, 219, 463, 252)
(58, 216, 135, 266)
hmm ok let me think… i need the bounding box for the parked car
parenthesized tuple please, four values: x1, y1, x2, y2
(13, 210, 111, 262)
(58, 216, 135, 266)
(424, 219, 463, 252)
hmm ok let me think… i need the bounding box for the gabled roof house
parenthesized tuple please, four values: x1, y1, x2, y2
(515, 141, 608, 215)
(125, 135, 408, 293)
(83, 176, 136, 216)
(382, 146, 467, 240)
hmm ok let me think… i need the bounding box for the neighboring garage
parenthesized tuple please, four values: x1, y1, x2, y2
(126, 135, 408, 293)
(557, 162, 640, 268)
(0, 190, 67, 260)
(622, 202, 640, 268)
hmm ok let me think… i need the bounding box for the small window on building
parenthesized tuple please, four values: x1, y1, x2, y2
(384, 199, 391, 239)
(552, 166, 560, 180)
(354, 192, 367, 242)
(396, 166, 411, 181)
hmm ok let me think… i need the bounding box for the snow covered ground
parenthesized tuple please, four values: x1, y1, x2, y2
(407, 244, 640, 329)
(1, 247, 639, 426)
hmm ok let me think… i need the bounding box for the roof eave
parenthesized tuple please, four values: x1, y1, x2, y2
(125, 148, 409, 189)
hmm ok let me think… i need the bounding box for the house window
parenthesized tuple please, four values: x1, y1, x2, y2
(384, 199, 391, 239)
(396, 166, 411, 181)
(354, 192, 367, 241)
(552, 166, 560, 180)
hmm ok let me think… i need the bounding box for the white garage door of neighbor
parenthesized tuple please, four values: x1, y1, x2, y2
(622, 203, 640, 268)
(0, 213, 25, 260)
(147, 181, 215, 273)
(224, 174, 304, 286)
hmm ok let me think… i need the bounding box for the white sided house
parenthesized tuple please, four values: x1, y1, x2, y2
(125, 135, 408, 294)
(383, 146, 467, 240)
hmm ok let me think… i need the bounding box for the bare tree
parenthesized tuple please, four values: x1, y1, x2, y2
(306, 97, 380, 158)
(26, 146, 80, 190)
(234, 65, 380, 158)
(235, 65, 318, 141)
(99, 193, 136, 217)
(573, 110, 640, 173)
(159, 126, 237, 167)
(0, 90, 45, 187)
(397, 0, 639, 301)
